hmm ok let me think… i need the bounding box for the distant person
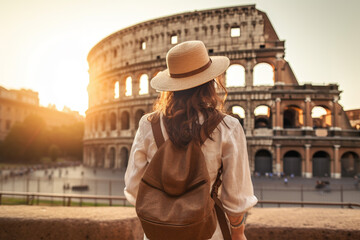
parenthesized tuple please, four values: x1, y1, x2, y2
(355, 174, 360, 189)
(124, 41, 257, 240)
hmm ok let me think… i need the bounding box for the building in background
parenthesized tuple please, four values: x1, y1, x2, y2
(0, 86, 84, 140)
(84, 5, 360, 178)
(346, 109, 360, 130)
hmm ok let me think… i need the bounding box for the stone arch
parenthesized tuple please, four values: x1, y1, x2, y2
(95, 115, 99, 132)
(90, 148, 96, 167)
(125, 76, 132, 96)
(225, 64, 245, 87)
(312, 151, 331, 177)
(253, 63, 274, 86)
(283, 150, 302, 176)
(101, 113, 106, 131)
(135, 109, 145, 129)
(97, 147, 106, 168)
(110, 112, 117, 131)
(109, 147, 116, 169)
(311, 105, 332, 129)
(114, 80, 120, 99)
(91, 116, 96, 132)
(254, 149, 272, 175)
(139, 74, 149, 95)
(121, 111, 130, 130)
(120, 147, 129, 170)
(101, 84, 107, 100)
(283, 105, 304, 128)
(229, 105, 245, 127)
(341, 151, 360, 177)
(254, 104, 272, 129)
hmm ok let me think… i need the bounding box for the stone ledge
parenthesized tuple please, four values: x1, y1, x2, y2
(0, 206, 359, 240)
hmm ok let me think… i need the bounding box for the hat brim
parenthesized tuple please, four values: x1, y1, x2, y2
(150, 56, 230, 92)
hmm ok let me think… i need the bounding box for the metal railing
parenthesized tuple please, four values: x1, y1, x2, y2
(0, 191, 128, 206)
(1, 191, 359, 209)
(256, 200, 360, 209)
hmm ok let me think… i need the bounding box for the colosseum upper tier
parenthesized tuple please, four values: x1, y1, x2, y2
(84, 4, 360, 178)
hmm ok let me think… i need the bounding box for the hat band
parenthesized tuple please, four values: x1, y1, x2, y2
(170, 59, 212, 78)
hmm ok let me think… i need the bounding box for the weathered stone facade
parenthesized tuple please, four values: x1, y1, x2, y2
(346, 109, 360, 130)
(84, 5, 360, 178)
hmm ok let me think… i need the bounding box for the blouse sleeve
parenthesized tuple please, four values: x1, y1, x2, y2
(220, 116, 258, 216)
(124, 115, 151, 206)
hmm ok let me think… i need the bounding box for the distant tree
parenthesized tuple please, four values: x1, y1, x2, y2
(0, 114, 84, 164)
(0, 140, 3, 161)
(48, 121, 84, 161)
(48, 144, 61, 162)
(1, 115, 48, 163)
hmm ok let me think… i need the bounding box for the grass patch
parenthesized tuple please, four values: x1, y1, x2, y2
(0, 197, 130, 207)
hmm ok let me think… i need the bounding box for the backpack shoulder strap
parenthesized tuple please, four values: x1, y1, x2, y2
(212, 163, 232, 240)
(151, 113, 165, 149)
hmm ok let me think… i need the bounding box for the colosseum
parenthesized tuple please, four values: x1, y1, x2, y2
(84, 4, 360, 179)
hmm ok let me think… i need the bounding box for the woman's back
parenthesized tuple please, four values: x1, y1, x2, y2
(124, 40, 257, 240)
(125, 113, 257, 239)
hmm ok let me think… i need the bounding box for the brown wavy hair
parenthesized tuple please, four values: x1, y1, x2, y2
(152, 80, 227, 148)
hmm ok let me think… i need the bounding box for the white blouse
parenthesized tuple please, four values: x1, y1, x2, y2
(124, 113, 258, 240)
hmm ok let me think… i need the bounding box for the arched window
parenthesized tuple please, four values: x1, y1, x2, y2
(230, 27, 241, 37)
(97, 147, 106, 168)
(101, 114, 106, 131)
(341, 152, 360, 177)
(120, 147, 129, 170)
(171, 35, 178, 44)
(254, 105, 272, 128)
(114, 81, 120, 99)
(230, 105, 245, 127)
(110, 112, 116, 131)
(225, 64, 245, 87)
(283, 105, 304, 128)
(312, 151, 330, 177)
(125, 76, 132, 96)
(121, 111, 130, 130)
(109, 147, 116, 169)
(283, 151, 302, 176)
(135, 109, 145, 129)
(254, 150, 272, 175)
(139, 74, 149, 95)
(95, 116, 99, 131)
(253, 63, 274, 86)
(312, 106, 332, 128)
(92, 116, 96, 132)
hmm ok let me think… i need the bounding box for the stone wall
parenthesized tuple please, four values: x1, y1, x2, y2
(1, 206, 359, 240)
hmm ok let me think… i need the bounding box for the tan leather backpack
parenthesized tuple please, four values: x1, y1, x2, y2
(136, 113, 231, 240)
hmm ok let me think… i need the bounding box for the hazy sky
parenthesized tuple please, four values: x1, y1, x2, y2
(1, 0, 359, 115)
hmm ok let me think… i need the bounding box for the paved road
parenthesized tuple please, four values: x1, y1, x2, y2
(1, 166, 359, 206)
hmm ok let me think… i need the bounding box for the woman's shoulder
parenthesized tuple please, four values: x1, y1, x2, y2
(222, 113, 242, 127)
(138, 111, 160, 128)
(218, 113, 245, 137)
(139, 112, 153, 125)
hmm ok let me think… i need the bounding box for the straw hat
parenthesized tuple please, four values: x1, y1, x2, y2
(150, 41, 230, 91)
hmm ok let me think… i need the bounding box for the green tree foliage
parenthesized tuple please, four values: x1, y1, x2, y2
(49, 122, 84, 160)
(48, 144, 61, 162)
(1, 115, 48, 163)
(0, 115, 84, 164)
